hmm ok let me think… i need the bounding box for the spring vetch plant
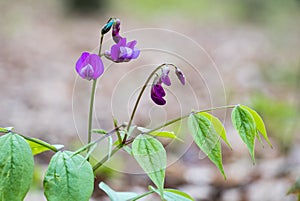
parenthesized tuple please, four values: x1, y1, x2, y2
(0, 18, 274, 201)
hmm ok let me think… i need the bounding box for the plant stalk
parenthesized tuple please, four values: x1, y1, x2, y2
(87, 79, 97, 161)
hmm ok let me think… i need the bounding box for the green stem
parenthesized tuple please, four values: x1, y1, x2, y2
(87, 79, 97, 161)
(86, 33, 105, 161)
(93, 145, 122, 172)
(98, 35, 104, 55)
(113, 118, 122, 144)
(131, 190, 155, 201)
(126, 63, 169, 138)
(147, 105, 236, 133)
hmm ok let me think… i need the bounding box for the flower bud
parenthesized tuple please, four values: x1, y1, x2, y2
(101, 18, 115, 35)
(175, 67, 185, 85)
(161, 65, 171, 86)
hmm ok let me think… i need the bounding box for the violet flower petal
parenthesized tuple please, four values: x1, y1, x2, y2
(161, 66, 171, 86)
(126, 40, 137, 49)
(79, 64, 94, 80)
(76, 52, 90, 74)
(131, 49, 140, 59)
(153, 84, 166, 97)
(110, 44, 120, 61)
(88, 54, 104, 79)
(151, 92, 166, 105)
(151, 84, 166, 105)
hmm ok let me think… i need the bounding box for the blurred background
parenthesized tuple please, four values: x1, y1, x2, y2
(0, 0, 300, 200)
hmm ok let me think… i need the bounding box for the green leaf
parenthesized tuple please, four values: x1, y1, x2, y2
(188, 113, 226, 179)
(132, 135, 166, 196)
(200, 112, 232, 149)
(150, 131, 182, 141)
(25, 137, 62, 155)
(231, 105, 256, 163)
(0, 127, 13, 133)
(150, 186, 194, 201)
(287, 177, 300, 195)
(44, 151, 94, 201)
(137, 127, 182, 141)
(241, 105, 273, 148)
(0, 133, 34, 201)
(99, 182, 138, 201)
(164, 189, 194, 201)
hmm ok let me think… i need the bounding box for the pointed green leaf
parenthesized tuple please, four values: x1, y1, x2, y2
(241, 105, 273, 148)
(200, 112, 232, 149)
(231, 105, 256, 163)
(25, 137, 62, 155)
(0, 133, 34, 201)
(150, 131, 182, 141)
(137, 127, 182, 141)
(164, 189, 194, 201)
(150, 187, 194, 201)
(44, 151, 94, 201)
(188, 113, 226, 179)
(132, 135, 166, 196)
(99, 182, 138, 201)
(0, 127, 13, 133)
(287, 177, 300, 195)
(137, 126, 149, 133)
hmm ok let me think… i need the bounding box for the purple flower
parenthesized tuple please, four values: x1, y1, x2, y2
(151, 84, 166, 105)
(105, 38, 140, 63)
(161, 65, 171, 86)
(175, 67, 185, 85)
(75, 52, 104, 80)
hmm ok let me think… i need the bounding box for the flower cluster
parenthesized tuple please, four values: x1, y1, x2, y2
(75, 18, 140, 81)
(104, 19, 140, 63)
(151, 65, 185, 105)
(75, 18, 186, 106)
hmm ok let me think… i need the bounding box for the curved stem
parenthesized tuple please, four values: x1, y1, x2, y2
(87, 79, 97, 161)
(126, 63, 168, 133)
(93, 145, 122, 172)
(98, 35, 104, 55)
(148, 105, 236, 133)
(87, 33, 105, 161)
(131, 190, 155, 201)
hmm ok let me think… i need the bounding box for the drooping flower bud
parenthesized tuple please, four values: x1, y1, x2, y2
(101, 18, 115, 35)
(75, 52, 104, 80)
(151, 84, 166, 105)
(175, 67, 185, 85)
(112, 18, 122, 43)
